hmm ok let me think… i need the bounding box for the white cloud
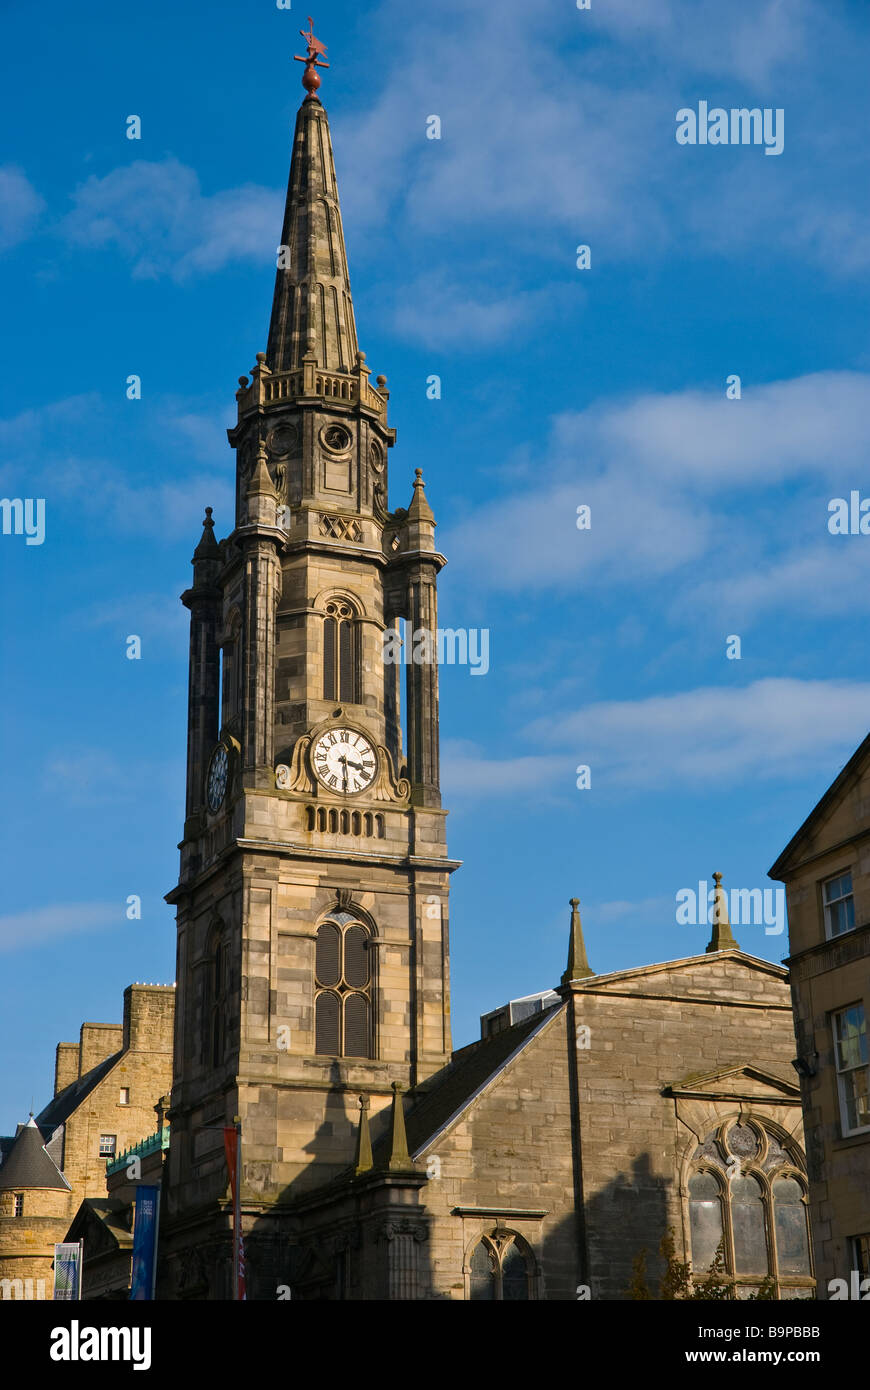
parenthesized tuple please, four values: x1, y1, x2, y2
(61, 158, 282, 280)
(527, 678, 870, 788)
(75, 593, 188, 652)
(443, 679, 870, 800)
(0, 902, 120, 952)
(586, 0, 816, 87)
(392, 274, 558, 351)
(442, 740, 564, 796)
(0, 394, 234, 540)
(0, 166, 44, 251)
(588, 895, 676, 926)
(446, 371, 870, 620)
(331, 0, 867, 288)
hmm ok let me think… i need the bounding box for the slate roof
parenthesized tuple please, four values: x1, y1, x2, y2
(66, 1198, 134, 1251)
(0, 1116, 70, 1191)
(373, 1003, 565, 1164)
(35, 1051, 122, 1132)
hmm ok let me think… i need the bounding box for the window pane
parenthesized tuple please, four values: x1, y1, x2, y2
(344, 993, 369, 1058)
(829, 898, 855, 936)
(824, 872, 852, 903)
(773, 1178, 810, 1276)
(731, 1175, 768, 1275)
(315, 991, 340, 1056)
(315, 923, 341, 987)
(842, 1068, 870, 1130)
(825, 873, 855, 937)
(469, 1242, 495, 1301)
(835, 1006, 867, 1070)
(344, 926, 369, 988)
(689, 1173, 723, 1272)
(501, 1242, 530, 1301)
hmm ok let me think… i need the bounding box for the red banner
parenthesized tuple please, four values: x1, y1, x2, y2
(223, 1126, 246, 1300)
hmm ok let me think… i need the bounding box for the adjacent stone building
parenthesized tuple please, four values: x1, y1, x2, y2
(0, 983, 174, 1297)
(64, 1100, 170, 1301)
(770, 736, 870, 1296)
(272, 895, 813, 1301)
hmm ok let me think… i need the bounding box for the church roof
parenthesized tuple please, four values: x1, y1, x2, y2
(266, 86, 359, 374)
(565, 948, 788, 990)
(395, 1004, 565, 1159)
(0, 1115, 70, 1191)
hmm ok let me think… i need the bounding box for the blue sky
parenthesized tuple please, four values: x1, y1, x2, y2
(2, 0, 870, 1133)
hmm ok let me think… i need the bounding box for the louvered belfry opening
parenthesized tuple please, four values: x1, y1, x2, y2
(314, 913, 372, 1057)
(322, 599, 357, 703)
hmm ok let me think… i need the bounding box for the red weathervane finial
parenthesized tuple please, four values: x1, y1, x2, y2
(294, 17, 330, 101)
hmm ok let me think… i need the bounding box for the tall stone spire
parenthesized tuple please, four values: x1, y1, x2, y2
(266, 37, 358, 375)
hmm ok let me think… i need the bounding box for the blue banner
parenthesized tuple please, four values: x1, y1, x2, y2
(129, 1186, 160, 1301)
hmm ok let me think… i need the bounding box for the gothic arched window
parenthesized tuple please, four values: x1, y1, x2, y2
(323, 600, 359, 703)
(314, 914, 372, 1057)
(686, 1120, 814, 1297)
(467, 1234, 534, 1301)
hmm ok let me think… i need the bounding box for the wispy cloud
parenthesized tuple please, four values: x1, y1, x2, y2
(446, 371, 870, 624)
(0, 393, 234, 540)
(0, 166, 44, 252)
(0, 902, 121, 952)
(60, 158, 282, 280)
(444, 679, 870, 800)
(392, 274, 559, 351)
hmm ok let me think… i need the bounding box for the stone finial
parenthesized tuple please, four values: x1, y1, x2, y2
(387, 1081, 414, 1171)
(407, 469, 435, 524)
(562, 897, 594, 985)
(354, 1094, 373, 1175)
(193, 506, 220, 559)
(248, 443, 276, 498)
(706, 871, 740, 953)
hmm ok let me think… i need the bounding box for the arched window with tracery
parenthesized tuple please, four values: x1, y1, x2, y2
(467, 1233, 534, 1301)
(323, 599, 359, 703)
(314, 912, 372, 1057)
(686, 1119, 814, 1298)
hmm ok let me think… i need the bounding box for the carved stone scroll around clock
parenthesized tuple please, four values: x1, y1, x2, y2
(276, 735, 314, 793)
(370, 744, 410, 803)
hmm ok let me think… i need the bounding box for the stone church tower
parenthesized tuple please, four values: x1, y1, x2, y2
(161, 43, 456, 1297)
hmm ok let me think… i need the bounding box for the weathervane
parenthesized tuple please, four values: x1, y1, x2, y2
(294, 17, 329, 101)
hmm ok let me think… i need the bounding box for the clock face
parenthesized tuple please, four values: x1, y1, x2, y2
(207, 744, 229, 812)
(312, 728, 377, 794)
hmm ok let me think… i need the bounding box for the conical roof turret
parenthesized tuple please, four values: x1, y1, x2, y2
(0, 1116, 69, 1191)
